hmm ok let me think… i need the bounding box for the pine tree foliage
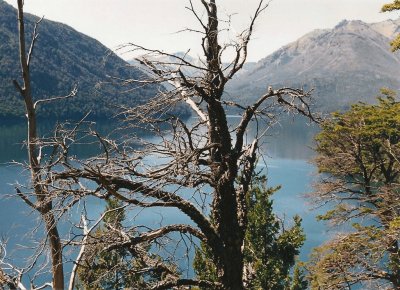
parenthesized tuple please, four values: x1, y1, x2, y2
(290, 265, 308, 290)
(194, 178, 307, 290)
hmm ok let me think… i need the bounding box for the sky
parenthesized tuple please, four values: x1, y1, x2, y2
(4, 0, 400, 62)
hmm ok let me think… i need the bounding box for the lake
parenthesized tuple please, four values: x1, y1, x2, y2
(0, 116, 329, 280)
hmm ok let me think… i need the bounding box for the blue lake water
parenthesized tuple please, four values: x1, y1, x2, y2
(0, 117, 328, 279)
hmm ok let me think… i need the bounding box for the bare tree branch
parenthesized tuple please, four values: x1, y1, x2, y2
(33, 85, 78, 109)
(27, 16, 43, 68)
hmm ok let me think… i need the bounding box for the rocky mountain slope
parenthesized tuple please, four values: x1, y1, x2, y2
(228, 19, 400, 112)
(0, 0, 160, 120)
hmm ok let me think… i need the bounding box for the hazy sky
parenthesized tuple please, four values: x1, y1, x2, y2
(4, 0, 400, 62)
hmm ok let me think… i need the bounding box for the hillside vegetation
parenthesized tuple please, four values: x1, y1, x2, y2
(0, 0, 162, 120)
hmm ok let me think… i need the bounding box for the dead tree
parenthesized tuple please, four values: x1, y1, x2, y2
(50, 1, 316, 289)
(13, 1, 64, 288)
(3, 1, 76, 289)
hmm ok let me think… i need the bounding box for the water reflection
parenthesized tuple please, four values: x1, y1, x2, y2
(0, 116, 318, 163)
(0, 120, 123, 163)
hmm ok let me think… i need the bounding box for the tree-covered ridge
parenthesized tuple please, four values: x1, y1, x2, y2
(0, 0, 171, 120)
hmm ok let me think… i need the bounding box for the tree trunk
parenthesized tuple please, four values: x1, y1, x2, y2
(16, 1, 64, 288)
(219, 184, 244, 290)
(41, 204, 64, 289)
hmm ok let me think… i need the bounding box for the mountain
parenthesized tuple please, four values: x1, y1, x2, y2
(228, 19, 400, 112)
(0, 1, 165, 120)
(129, 52, 257, 80)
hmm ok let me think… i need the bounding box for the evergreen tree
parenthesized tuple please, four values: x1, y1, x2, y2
(290, 265, 308, 290)
(194, 178, 307, 290)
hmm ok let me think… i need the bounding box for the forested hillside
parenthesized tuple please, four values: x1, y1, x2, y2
(0, 0, 164, 120)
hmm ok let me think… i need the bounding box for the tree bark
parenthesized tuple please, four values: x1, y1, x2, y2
(202, 2, 246, 288)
